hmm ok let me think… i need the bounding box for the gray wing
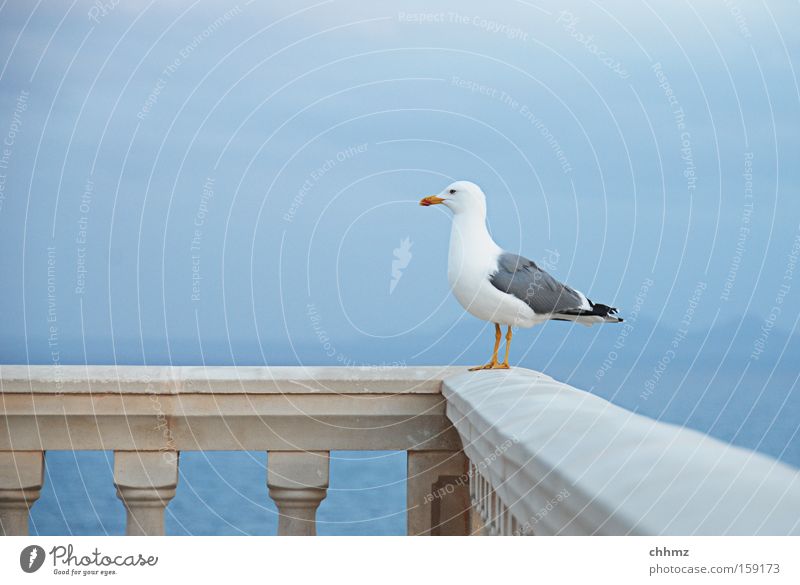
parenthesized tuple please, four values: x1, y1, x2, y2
(489, 252, 585, 315)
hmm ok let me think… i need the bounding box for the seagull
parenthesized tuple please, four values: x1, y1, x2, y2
(420, 180, 622, 370)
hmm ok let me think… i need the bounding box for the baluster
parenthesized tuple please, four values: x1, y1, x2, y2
(114, 451, 178, 536)
(268, 451, 329, 536)
(476, 473, 482, 512)
(489, 488, 498, 535)
(498, 501, 506, 535)
(407, 450, 469, 535)
(468, 463, 484, 535)
(0, 451, 44, 536)
(485, 484, 492, 533)
(500, 502, 510, 535)
(478, 473, 487, 524)
(468, 463, 476, 506)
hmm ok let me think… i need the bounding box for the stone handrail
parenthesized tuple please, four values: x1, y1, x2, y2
(444, 369, 800, 535)
(0, 365, 471, 536)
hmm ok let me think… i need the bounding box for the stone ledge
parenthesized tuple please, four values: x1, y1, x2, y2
(0, 366, 466, 452)
(443, 368, 800, 536)
(0, 365, 466, 394)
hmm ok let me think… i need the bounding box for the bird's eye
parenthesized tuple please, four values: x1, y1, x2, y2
(449, 189, 456, 194)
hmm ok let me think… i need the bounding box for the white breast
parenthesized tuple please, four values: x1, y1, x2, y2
(447, 215, 539, 328)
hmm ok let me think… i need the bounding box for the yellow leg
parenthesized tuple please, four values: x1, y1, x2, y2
(501, 326, 513, 368)
(469, 324, 509, 371)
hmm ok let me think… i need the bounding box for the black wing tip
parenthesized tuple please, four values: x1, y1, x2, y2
(566, 302, 621, 318)
(598, 304, 623, 322)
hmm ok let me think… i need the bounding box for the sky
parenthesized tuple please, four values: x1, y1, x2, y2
(1, 1, 800, 529)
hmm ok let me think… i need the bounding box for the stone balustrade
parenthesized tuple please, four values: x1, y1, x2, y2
(2, 365, 799, 536)
(0, 365, 470, 536)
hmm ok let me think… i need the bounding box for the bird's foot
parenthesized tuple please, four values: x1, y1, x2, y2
(468, 362, 511, 371)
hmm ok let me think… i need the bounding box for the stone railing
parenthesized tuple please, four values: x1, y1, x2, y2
(2, 365, 799, 536)
(0, 365, 471, 536)
(444, 369, 800, 535)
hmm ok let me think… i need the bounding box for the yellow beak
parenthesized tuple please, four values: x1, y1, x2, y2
(419, 195, 445, 206)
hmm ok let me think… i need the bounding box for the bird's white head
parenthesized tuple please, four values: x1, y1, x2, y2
(419, 180, 487, 218)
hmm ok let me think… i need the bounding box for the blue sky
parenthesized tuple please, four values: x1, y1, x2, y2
(1, 0, 799, 438)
